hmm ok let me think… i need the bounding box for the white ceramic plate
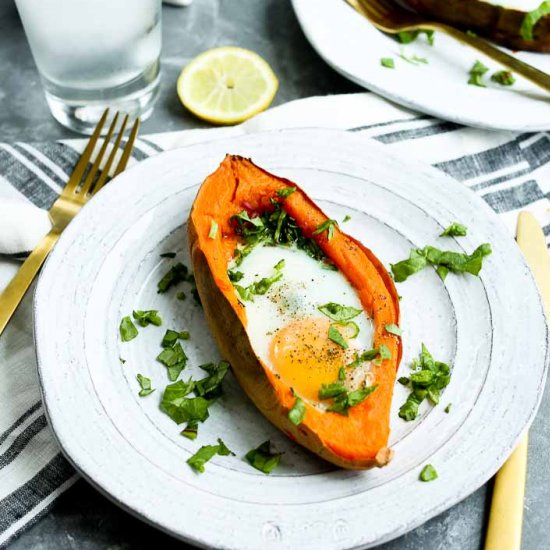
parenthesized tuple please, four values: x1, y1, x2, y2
(35, 129, 548, 549)
(291, 0, 550, 131)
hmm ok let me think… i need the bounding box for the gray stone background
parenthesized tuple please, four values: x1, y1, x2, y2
(0, 0, 547, 549)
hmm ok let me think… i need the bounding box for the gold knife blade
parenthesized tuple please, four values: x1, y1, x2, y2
(484, 211, 550, 550)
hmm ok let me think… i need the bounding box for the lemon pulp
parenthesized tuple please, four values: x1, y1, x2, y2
(177, 47, 278, 125)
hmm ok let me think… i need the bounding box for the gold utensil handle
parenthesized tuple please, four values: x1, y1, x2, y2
(485, 212, 550, 550)
(0, 227, 60, 335)
(437, 25, 550, 93)
(484, 434, 528, 550)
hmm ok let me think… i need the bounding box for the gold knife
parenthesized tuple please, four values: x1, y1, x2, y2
(484, 211, 550, 550)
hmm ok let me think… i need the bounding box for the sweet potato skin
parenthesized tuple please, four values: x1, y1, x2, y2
(402, 0, 550, 52)
(188, 218, 393, 469)
(188, 155, 401, 470)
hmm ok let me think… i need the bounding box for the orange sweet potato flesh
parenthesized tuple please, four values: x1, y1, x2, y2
(188, 155, 402, 469)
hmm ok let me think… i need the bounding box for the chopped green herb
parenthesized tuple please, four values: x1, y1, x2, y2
(328, 324, 348, 349)
(378, 344, 392, 361)
(440, 222, 468, 237)
(436, 265, 449, 281)
(398, 376, 410, 385)
(318, 303, 362, 322)
(391, 243, 492, 282)
(468, 60, 489, 87)
(445, 403, 452, 413)
(234, 284, 253, 301)
(399, 47, 428, 65)
(157, 343, 188, 381)
(288, 396, 306, 426)
(136, 374, 154, 397)
(319, 382, 347, 400)
(466, 29, 477, 37)
(337, 321, 360, 339)
(161, 329, 189, 348)
(157, 262, 190, 293)
(338, 367, 346, 381)
(390, 249, 428, 282)
(520, 1, 550, 41)
(194, 360, 230, 400)
(119, 357, 126, 364)
(277, 187, 296, 198)
(346, 348, 385, 368)
(231, 201, 328, 265)
(491, 70, 516, 86)
(396, 29, 434, 45)
(160, 379, 198, 420)
(232, 210, 265, 228)
(187, 438, 235, 473)
(399, 344, 451, 421)
(347, 386, 378, 407)
(313, 219, 338, 241)
(176, 291, 186, 301)
(180, 420, 198, 440)
(132, 310, 162, 327)
(327, 385, 378, 416)
(119, 316, 138, 342)
(342, 214, 351, 223)
(381, 57, 395, 69)
(160, 252, 176, 258)
(160, 389, 210, 425)
(232, 263, 283, 301)
(228, 269, 244, 282)
(245, 440, 283, 474)
(419, 464, 438, 482)
(385, 323, 402, 336)
(253, 272, 283, 295)
(208, 220, 218, 239)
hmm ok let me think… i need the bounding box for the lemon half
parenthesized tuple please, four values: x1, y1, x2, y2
(177, 47, 279, 125)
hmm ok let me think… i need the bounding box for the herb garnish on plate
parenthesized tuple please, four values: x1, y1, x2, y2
(245, 440, 283, 474)
(136, 374, 155, 397)
(398, 344, 451, 421)
(187, 439, 234, 473)
(391, 243, 491, 282)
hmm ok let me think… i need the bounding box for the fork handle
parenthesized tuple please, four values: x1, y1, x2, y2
(0, 227, 60, 336)
(437, 24, 550, 93)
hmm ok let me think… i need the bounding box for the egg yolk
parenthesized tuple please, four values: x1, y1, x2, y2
(269, 317, 353, 403)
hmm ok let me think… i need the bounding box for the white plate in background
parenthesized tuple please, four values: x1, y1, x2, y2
(291, 0, 550, 131)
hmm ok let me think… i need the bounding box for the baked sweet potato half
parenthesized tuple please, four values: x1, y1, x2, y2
(402, 0, 550, 52)
(188, 155, 402, 469)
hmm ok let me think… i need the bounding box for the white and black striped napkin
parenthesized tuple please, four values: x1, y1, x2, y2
(0, 92, 549, 547)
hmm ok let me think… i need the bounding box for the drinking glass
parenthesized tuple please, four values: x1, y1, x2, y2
(15, 0, 162, 134)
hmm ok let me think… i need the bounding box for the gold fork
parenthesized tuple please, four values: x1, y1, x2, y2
(347, 0, 550, 94)
(0, 110, 140, 335)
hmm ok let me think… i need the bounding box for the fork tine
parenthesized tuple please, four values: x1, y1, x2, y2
(62, 109, 109, 196)
(79, 112, 120, 196)
(92, 114, 129, 194)
(112, 118, 140, 178)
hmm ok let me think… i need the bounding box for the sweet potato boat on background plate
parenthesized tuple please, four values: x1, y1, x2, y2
(402, 0, 550, 52)
(188, 155, 402, 469)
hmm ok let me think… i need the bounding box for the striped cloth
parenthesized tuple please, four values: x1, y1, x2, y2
(0, 92, 549, 547)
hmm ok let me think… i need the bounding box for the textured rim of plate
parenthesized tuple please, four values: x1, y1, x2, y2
(290, 0, 550, 132)
(34, 129, 548, 549)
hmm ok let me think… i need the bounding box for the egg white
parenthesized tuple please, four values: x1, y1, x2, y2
(230, 244, 374, 374)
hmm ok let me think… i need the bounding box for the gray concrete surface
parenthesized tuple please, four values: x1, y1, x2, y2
(0, 1, 547, 549)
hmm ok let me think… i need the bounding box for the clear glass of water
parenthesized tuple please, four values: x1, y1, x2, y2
(15, 0, 162, 134)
